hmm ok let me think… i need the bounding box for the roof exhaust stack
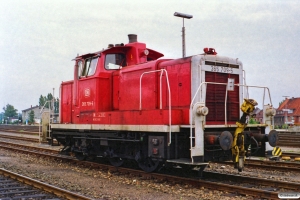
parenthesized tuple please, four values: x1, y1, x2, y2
(128, 34, 137, 43)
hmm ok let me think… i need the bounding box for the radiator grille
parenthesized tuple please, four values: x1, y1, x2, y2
(205, 71, 240, 124)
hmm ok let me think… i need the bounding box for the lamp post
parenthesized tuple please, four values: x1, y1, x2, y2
(174, 12, 193, 58)
(52, 88, 55, 123)
(52, 88, 55, 111)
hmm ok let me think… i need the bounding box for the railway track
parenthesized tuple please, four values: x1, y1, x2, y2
(0, 125, 39, 132)
(0, 170, 59, 199)
(202, 171, 299, 192)
(277, 131, 300, 147)
(0, 140, 298, 199)
(215, 159, 300, 173)
(282, 152, 300, 158)
(1, 138, 299, 174)
(0, 140, 60, 154)
(0, 168, 91, 199)
(0, 133, 40, 143)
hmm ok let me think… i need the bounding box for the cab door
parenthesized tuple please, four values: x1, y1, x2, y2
(76, 56, 99, 123)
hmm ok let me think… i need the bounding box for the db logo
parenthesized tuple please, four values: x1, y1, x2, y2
(84, 88, 90, 97)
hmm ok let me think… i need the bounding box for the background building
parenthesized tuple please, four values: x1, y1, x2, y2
(22, 105, 50, 124)
(274, 97, 300, 127)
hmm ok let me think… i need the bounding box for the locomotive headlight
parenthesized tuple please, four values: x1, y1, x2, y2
(196, 106, 209, 116)
(143, 49, 149, 56)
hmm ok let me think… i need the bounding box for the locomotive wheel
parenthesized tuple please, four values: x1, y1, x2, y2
(138, 157, 159, 173)
(109, 157, 124, 167)
(75, 152, 86, 161)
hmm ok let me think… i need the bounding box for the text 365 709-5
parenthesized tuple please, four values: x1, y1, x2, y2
(211, 66, 233, 73)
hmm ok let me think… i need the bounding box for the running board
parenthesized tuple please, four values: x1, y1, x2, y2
(166, 158, 208, 166)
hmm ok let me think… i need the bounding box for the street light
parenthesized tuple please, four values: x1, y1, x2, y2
(174, 12, 193, 58)
(52, 88, 55, 123)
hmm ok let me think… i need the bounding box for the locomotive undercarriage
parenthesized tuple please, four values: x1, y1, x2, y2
(51, 130, 193, 173)
(51, 125, 275, 174)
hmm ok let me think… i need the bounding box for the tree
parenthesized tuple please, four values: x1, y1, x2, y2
(47, 93, 53, 102)
(28, 110, 35, 124)
(47, 93, 54, 109)
(18, 113, 22, 123)
(3, 104, 18, 118)
(54, 98, 59, 113)
(0, 112, 4, 124)
(248, 117, 259, 124)
(39, 93, 54, 109)
(39, 95, 46, 107)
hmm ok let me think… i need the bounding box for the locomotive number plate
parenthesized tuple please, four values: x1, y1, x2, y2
(210, 66, 233, 73)
(82, 101, 94, 106)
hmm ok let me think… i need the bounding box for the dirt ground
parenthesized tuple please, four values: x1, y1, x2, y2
(0, 148, 255, 200)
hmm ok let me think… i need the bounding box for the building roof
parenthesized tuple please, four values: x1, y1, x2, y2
(277, 97, 300, 116)
(22, 105, 39, 112)
(253, 107, 261, 115)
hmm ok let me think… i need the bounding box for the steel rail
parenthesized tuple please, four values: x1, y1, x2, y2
(203, 171, 300, 191)
(282, 152, 300, 158)
(0, 134, 39, 143)
(214, 159, 300, 173)
(0, 130, 39, 135)
(246, 158, 300, 167)
(0, 141, 60, 154)
(0, 168, 92, 200)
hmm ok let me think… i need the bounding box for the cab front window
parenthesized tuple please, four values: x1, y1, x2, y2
(105, 53, 126, 70)
(86, 58, 98, 76)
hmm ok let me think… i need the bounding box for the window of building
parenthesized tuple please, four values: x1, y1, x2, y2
(105, 53, 126, 70)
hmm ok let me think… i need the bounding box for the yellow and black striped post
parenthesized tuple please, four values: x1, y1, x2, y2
(272, 146, 282, 157)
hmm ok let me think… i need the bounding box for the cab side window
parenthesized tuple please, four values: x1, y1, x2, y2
(79, 57, 99, 78)
(105, 53, 126, 70)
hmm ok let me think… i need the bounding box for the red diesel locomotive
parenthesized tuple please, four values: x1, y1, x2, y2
(50, 34, 278, 173)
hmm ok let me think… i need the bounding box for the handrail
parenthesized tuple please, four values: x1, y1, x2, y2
(225, 87, 228, 125)
(189, 81, 273, 151)
(139, 69, 172, 145)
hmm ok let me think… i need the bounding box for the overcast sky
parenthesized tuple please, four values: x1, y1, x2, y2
(1, 0, 299, 113)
